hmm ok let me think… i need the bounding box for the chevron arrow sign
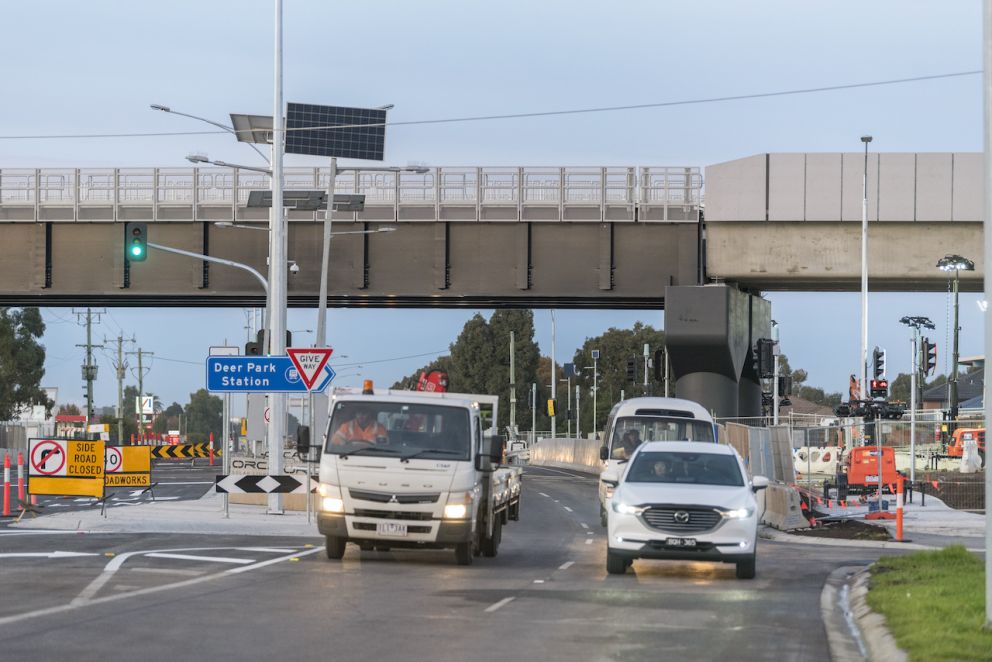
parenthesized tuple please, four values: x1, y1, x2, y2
(214, 474, 318, 494)
(151, 444, 222, 460)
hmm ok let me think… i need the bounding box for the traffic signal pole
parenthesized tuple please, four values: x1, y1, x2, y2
(909, 329, 918, 483)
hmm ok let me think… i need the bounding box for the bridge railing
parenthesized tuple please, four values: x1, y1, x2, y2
(0, 165, 701, 222)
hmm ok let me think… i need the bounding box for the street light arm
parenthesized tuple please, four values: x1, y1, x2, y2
(147, 242, 269, 296)
(152, 104, 271, 165)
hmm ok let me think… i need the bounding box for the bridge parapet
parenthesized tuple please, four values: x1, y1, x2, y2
(0, 165, 701, 224)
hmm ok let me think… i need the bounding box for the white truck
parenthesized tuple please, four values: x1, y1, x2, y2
(299, 385, 521, 565)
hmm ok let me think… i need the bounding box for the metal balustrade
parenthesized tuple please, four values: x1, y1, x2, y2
(0, 165, 701, 222)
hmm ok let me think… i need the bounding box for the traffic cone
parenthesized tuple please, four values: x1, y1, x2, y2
(2, 453, 10, 517)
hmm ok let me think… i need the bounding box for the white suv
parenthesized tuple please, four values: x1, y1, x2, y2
(605, 441, 768, 579)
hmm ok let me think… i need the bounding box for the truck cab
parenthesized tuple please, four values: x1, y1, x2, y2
(312, 386, 520, 565)
(597, 397, 717, 526)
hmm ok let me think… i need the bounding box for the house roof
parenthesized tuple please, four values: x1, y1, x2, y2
(922, 367, 984, 404)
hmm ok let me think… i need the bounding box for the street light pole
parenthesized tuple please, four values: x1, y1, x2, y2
(860, 135, 873, 401)
(937, 255, 975, 423)
(550, 311, 557, 439)
(981, 0, 992, 626)
(266, 0, 286, 514)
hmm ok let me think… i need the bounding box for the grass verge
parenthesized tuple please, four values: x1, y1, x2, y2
(866, 546, 991, 661)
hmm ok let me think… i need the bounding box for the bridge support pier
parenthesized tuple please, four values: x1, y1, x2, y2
(664, 284, 771, 419)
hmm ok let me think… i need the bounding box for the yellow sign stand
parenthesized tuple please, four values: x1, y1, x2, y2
(28, 439, 106, 499)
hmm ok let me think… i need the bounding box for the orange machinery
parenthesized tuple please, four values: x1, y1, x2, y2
(947, 427, 985, 458)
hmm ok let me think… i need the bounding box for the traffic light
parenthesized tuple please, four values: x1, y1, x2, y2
(872, 346, 886, 379)
(777, 375, 793, 396)
(653, 348, 665, 381)
(756, 338, 774, 378)
(921, 337, 937, 376)
(625, 358, 636, 382)
(547, 399, 556, 417)
(869, 378, 888, 398)
(125, 222, 148, 262)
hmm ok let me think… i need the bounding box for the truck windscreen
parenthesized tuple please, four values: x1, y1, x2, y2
(325, 401, 472, 461)
(609, 416, 715, 460)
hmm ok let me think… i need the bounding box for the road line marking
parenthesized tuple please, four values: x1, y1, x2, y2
(226, 548, 320, 575)
(563, 506, 573, 512)
(113, 584, 141, 591)
(149, 481, 214, 485)
(538, 492, 550, 498)
(145, 553, 255, 565)
(533, 579, 545, 584)
(484, 597, 515, 613)
(234, 547, 298, 554)
(129, 567, 205, 577)
(585, 538, 593, 545)
(587, 531, 594, 535)
(558, 561, 575, 570)
(580, 523, 589, 529)
(553, 500, 560, 503)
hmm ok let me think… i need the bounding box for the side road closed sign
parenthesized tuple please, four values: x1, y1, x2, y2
(28, 438, 106, 498)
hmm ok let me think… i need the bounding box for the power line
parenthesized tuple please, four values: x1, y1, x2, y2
(0, 70, 979, 141)
(334, 350, 449, 368)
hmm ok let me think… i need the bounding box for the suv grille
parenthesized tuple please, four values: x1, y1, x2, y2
(353, 508, 433, 521)
(642, 506, 722, 534)
(349, 489, 439, 504)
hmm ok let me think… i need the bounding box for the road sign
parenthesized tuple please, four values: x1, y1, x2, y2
(215, 474, 317, 494)
(104, 446, 151, 487)
(28, 439, 105, 498)
(287, 347, 334, 390)
(205, 356, 335, 393)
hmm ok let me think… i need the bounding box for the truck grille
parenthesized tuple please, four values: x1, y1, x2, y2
(353, 522, 432, 534)
(349, 489, 440, 504)
(353, 508, 434, 521)
(641, 506, 722, 534)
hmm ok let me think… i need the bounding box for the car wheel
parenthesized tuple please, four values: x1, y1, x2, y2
(606, 549, 629, 575)
(482, 518, 502, 557)
(735, 554, 756, 579)
(455, 541, 474, 566)
(325, 535, 346, 560)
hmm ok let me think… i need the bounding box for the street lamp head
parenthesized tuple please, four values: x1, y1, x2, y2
(150, 104, 171, 112)
(860, 135, 873, 144)
(186, 153, 210, 164)
(405, 166, 430, 174)
(376, 226, 398, 233)
(377, 104, 395, 111)
(936, 254, 975, 272)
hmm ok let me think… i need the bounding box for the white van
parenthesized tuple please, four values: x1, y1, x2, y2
(597, 397, 717, 526)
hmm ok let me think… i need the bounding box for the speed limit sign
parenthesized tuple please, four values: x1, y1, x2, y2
(105, 447, 123, 473)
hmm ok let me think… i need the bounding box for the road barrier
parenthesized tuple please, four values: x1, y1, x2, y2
(527, 437, 601, 474)
(2, 453, 9, 516)
(151, 443, 218, 460)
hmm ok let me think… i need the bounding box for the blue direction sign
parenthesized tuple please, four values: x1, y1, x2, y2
(206, 356, 336, 393)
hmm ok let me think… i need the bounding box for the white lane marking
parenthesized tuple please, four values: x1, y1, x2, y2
(0, 551, 99, 559)
(580, 523, 589, 529)
(563, 506, 573, 513)
(533, 579, 545, 584)
(150, 481, 214, 485)
(232, 547, 298, 554)
(553, 500, 560, 503)
(587, 531, 594, 535)
(0, 530, 92, 537)
(484, 597, 516, 613)
(525, 466, 598, 481)
(129, 567, 205, 577)
(585, 538, 593, 545)
(145, 553, 255, 565)
(558, 561, 575, 570)
(3, 547, 323, 626)
(538, 492, 550, 498)
(113, 584, 141, 591)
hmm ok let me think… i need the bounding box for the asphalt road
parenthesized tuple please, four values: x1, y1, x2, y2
(0, 465, 899, 661)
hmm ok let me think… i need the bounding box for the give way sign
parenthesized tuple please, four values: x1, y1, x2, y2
(287, 347, 334, 390)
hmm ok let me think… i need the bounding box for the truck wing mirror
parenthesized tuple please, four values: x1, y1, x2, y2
(489, 435, 506, 463)
(474, 453, 495, 473)
(296, 425, 311, 456)
(599, 446, 609, 461)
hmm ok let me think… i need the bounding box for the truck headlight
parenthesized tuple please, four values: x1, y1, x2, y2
(724, 507, 755, 519)
(444, 491, 473, 519)
(318, 483, 344, 512)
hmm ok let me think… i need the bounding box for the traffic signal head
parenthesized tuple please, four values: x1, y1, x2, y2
(653, 348, 665, 381)
(625, 358, 636, 382)
(869, 378, 888, 398)
(125, 222, 148, 262)
(921, 337, 937, 376)
(872, 346, 886, 379)
(755, 338, 775, 378)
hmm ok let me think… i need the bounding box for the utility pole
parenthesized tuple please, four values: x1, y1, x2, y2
(73, 308, 104, 423)
(509, 331, 516, 438)
(550, 311, 557, 439)
(128, 347, 153, 437)
(105, 334, 133, 445)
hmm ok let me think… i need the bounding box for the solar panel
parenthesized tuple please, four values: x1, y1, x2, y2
(285, 103, 386, 161)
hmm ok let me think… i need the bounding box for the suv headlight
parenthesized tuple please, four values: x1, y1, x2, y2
(611, 502, 646, 515)
(443, 491, 473, 519)
(318, 483, 344, 513)
(723, 507, 755, 519)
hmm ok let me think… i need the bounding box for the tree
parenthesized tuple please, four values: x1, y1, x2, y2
(184, 388, 223, 444)
(58, 403, 82, 416)
(448, 314, 497, 395)
(0, 307, 53, 421)
(486, 310, 540, 432)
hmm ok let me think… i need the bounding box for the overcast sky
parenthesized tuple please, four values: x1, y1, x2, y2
(2, 0, 985, 410)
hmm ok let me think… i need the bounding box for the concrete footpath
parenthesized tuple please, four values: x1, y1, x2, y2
(9, 491, 322, 538)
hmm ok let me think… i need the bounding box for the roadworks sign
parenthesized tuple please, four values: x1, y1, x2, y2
(28, 438, 105, 498)
(104, 446, 151, 487)
(151, 443, 218, 459)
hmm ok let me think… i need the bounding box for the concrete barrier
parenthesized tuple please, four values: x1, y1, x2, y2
(528, 437, 602, 474)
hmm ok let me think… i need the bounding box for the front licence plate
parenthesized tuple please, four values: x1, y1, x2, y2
(665, 537, 697, 547)
(376, 522, 408, 537)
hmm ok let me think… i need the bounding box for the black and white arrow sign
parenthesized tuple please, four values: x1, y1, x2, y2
(214, 475, 317, 494)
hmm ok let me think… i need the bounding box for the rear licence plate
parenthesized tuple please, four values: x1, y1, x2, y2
(376, 522, 408, 537)
(665, 537, 697, 547)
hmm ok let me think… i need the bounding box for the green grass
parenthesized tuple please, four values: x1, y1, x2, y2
(866, 546, 992, 661)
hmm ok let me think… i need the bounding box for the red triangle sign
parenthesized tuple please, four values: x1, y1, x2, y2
(287, 347, 334, 390)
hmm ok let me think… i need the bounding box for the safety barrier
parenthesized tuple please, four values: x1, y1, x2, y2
(527, 437, 601, 474)
(2, 451, 35, 518)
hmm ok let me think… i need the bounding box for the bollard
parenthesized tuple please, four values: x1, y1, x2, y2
(2, 453, 10, 517)
(209, 432, 215, 466)
(17, 451, 25, 502)
(894, 477, 904, 541)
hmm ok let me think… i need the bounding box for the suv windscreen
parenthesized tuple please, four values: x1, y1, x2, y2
(625, 451, 744, 487)
(325, 401, 471, 460)
(609, 416, 715, 460)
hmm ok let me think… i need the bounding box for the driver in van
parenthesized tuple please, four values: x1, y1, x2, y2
(613, 429, 642, 459)
(331, 406, 388, 446)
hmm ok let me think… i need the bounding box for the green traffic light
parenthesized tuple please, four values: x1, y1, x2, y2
(131, 245, 143, 256)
